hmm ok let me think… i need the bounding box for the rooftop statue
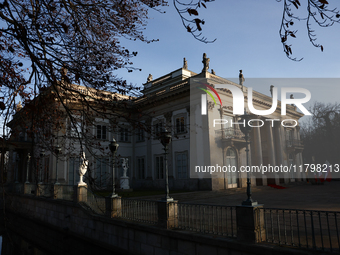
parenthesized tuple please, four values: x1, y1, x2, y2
(202, 53, 210, 72)
(147, 74, 153, 83)
(239, 70, 245, 86)
(183, 58, 188, 69)
(270, 85, 274, 97)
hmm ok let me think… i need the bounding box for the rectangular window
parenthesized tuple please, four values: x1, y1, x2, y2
(70, 120, 82, 137)
(69, 157, 80, 185)
(176, 116, 186, 134)
(136, 128, 144, 142)
(96, 157, 109, 187)
(119, 127, 129, 142)
(154, 122, 163, 137)
(137, 158, 145, 179)
(176, 153, 188, 179)
(96, 125, 107, 140)
(155, 156, 164, 179)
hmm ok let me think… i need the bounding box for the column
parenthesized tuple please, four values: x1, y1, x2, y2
(250, 120, 263, 185)
(266, 123, 278, 184)
(252, 121, 263, 166)
(236, 205, 266, 243)
(266, 124, 276, 166)
(146, 118, 152, 181)
(157, 200, 178, 229)
(274, 122, 283, 166)
(105, 196, 122, 218)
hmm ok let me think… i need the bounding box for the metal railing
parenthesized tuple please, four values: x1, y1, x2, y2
(260, 208, 340, 252)
(36, 184, 54, 198)
(178, 203, 237, 237)
(58, 185, 75, 201)
(13, 183, 24, 194)
(120, 198, 158, 224)
(84, 188, 106, 215)
(286, 139, 303, 148)
(215, 128, 245, 140)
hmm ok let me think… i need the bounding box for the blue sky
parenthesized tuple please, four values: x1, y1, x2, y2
(115, 0, 340, 106)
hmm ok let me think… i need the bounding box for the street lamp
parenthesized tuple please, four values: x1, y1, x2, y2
(25, 153, 31, 184)
(109, 138, 119, 198)
(15, 153, 19, 183)
(39, 149, 45, 184)
(160, 128, 173, 202)
(239, 111, 258, 206)
(55, 145, 61, 185)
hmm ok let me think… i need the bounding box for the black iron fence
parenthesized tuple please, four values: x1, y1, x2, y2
(120, 198, 158, 224)
(177, 203, 237, 238)
(7, 183, 340, 253)
(260, 208, 340, 253)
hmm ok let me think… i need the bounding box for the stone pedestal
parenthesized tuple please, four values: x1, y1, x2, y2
(157, 200, 178, 229)
(120, 176, 130, 189)
(105, 197, 121, 218)
(236, 204, 266, 243)
(74, 185, 87, 203)
(35, 184, 42, 197)
(24, 183, 33, 195)
(53, 184, 62, 199)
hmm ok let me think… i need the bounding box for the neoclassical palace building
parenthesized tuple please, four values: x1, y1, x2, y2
(5, 54, 305, 191)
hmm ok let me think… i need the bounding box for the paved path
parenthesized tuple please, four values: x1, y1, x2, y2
(139, 181, 340, 211)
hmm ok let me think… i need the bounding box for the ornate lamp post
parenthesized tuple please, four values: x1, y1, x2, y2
(109, 138, 119, 198)
(15, 153, 19, 183)
(239, 112, 257, 206)
(160, 128, 173, 202)
(39, 149, 45, 184)
(55, 145, 61, 185)
(25, 153, 31, 184)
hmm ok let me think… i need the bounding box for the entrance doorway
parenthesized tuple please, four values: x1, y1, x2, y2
(226, 148, 238, 188)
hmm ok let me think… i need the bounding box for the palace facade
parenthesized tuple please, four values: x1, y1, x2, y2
(6, 55, 305, 191)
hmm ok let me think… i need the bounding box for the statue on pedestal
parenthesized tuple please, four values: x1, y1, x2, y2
(270, 85, 274, 97)
(147, 74, 153, 83)
(120, 158, 130, 189)
(78, 152, 88, 186)
(183, 58, 188, 69)
(202, 53, 210, 72)
(239, 70, 245, 86)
